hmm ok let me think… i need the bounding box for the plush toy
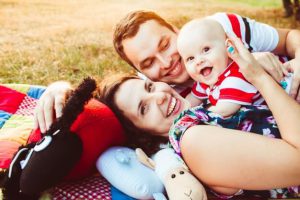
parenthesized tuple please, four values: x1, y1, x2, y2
(97, 146, 164, 199)
(0, 77, 125, 200)
(136, 148, 208, 200)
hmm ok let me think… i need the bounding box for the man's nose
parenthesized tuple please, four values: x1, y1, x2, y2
(156, 54, 170, 69)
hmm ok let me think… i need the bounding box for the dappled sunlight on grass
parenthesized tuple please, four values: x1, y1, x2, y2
(0, 0, 299, 85)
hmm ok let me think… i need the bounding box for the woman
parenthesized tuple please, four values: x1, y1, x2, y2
(34, 35, 300, 197)
(98, 35, 300, 197)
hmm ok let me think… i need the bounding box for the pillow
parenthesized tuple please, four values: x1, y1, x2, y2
(97, 146, 164, 199)
(29, 99, 126, 180)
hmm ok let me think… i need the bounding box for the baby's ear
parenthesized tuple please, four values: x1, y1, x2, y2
(135, 148, 155, 170)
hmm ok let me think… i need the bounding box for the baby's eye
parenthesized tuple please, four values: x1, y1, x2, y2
(147, 82, 153, 92)
(203, 47, 210, 53)
(141, 104, 148, 115)
(186, 56, 194, 62)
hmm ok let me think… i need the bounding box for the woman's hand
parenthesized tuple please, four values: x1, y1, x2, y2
(252, 52, 288, 83)
(226, 35, 266, 84)
(34, 81, 73, 133)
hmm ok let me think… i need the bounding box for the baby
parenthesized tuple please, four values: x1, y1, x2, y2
(177, 18, 292, 117)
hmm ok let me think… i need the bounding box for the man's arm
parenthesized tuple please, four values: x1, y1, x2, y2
(272, 28, 300, 56)
(273, 28, 300, 101)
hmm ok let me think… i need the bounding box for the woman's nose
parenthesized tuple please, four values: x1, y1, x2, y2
(149, 91, 167, 105)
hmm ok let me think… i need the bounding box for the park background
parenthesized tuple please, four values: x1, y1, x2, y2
(0, 0, 299, 86)
(1, 1, 300, 200)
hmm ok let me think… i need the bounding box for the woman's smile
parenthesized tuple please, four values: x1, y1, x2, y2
(167, 96, 182, 117)
(115, 78, 190, 135)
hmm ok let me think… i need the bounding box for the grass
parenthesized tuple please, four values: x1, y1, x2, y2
(0, 1, 299, 199)
(0, 0, 299, 86)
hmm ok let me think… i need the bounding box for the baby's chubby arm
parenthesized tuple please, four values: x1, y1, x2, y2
(208, 102, 241, 117)
(185, 93, 204, 107)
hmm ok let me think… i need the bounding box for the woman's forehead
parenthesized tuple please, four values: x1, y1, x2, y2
(116, 79, 145, 118)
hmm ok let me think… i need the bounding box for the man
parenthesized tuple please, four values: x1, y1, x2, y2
(113, 10, 300, 96)
(35, 10, 300, 132)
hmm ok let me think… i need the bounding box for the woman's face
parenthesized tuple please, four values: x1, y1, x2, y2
(115, 79, 191, 136)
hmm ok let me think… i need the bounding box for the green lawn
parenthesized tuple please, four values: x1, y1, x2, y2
(0, 0, 298, 85)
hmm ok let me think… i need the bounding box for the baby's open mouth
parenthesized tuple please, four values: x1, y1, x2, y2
(200, 67, 213, 77)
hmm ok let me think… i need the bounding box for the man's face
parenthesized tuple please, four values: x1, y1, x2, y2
(122, 20, 190, 85)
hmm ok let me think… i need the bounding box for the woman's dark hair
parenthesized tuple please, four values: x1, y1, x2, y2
(97, 74, 168, 155)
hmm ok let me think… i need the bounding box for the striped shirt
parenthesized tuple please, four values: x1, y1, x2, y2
(191, 62, 265, 105)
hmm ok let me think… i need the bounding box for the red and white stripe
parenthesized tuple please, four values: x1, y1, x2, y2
(192, 62, 265, 106)
(208, 12, 278, 52)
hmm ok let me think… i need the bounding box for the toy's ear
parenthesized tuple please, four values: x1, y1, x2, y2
(97, 147, 164, 199)
(182, 162, 189, 171)
(135, 148, 155, 170)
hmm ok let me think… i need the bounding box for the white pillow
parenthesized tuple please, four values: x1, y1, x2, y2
(96, 146, 164, 199)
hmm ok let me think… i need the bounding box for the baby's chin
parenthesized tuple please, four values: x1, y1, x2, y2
(190, 75, 203, 83)
(200, 74, 219, 85)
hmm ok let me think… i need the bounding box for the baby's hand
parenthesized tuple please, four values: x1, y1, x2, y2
(283, 58, 300, 102)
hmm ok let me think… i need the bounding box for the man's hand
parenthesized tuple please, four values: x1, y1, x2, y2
(34, 81, 72, 133)
(283, 58, 300, 102)
(252, 52, 288, 83)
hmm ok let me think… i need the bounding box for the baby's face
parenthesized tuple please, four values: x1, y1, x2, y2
(177, 20, 229, 86)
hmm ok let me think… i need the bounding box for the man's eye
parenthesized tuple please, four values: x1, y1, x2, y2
(161, 40, 169, 51)
(186, 56, 194, 62)
(203, 47, 210, 53)
(144, 59, 154, 69)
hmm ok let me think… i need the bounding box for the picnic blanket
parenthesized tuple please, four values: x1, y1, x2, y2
(0, 83, 133, 200)
(1, 84, 299, 200)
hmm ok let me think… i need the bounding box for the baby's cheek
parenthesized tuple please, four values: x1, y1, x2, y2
(186, 64, 196, 75)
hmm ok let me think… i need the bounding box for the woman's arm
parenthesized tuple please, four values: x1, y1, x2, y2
(34, 81, 73, 133)
(181, 36, 300, 193)
(181, 125, 300, 190)
(228, 35, 300, 147)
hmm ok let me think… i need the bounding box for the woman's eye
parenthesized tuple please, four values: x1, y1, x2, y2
(186, 56, 194, 62)
(203, 47, 210, 53)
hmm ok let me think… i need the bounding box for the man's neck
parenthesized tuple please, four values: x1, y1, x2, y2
(181, 78, 194, 87)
